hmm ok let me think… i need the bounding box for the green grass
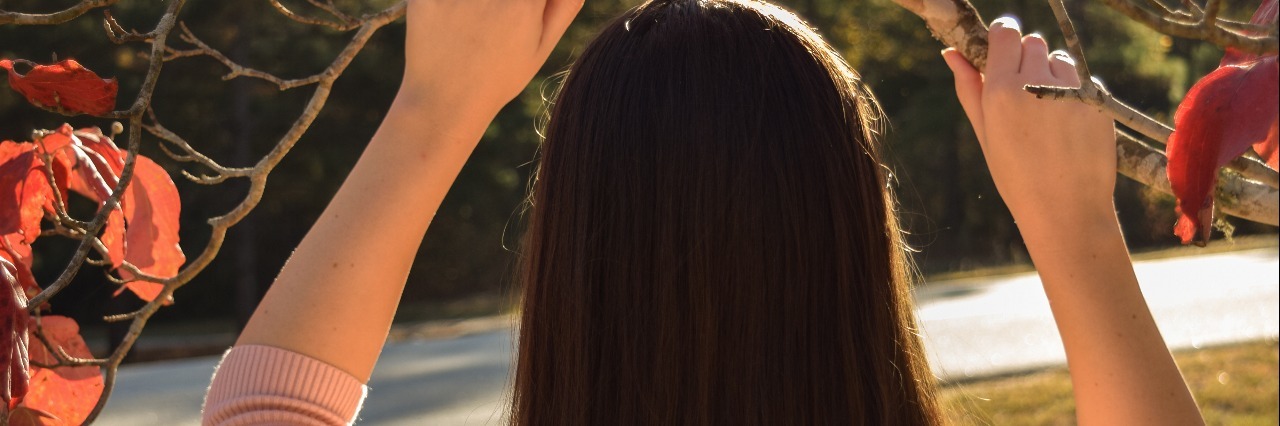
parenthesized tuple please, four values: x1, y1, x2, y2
(943, 340, 1280, 425)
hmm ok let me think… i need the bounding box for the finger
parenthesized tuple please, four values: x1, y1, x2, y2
(1048, 50, 1082, 87)
(942, 48, 987, 142)
(1019, 34, 1051, 78)
(540, 0, 585, 52)
(986, 16, 1024, 76)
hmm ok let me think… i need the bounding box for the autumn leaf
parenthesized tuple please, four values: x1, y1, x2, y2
(0, 59, 118, 116)
(1166, 0, 1279, 246)
(35, 126, 184, 302)
(1, 259, 30, 411)
(0, 142, 55, 295)
(7, 406, 59, 426)
(19, 316, 102, 426)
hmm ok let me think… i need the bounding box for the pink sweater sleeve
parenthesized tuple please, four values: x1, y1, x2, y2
(203, 345, 368, 426)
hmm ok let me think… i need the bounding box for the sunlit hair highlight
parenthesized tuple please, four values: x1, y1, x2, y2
(515, 0, 941, 424)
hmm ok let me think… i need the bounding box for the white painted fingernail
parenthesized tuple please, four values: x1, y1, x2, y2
(1051, 50, 1075, 65)
(992, 16, 1021, 32)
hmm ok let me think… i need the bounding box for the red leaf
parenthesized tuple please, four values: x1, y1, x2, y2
(7, 406, 59, 426)
(35, 127, 184, 302)
(0, 59, 118, 116)
(0, 259, 30, 411)
(20, 316, 101, 426)
(0, 142, 54, 294)
(1167, 55, 1279, 245)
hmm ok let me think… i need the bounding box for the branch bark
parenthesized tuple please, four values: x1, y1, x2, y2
(0, 0, 119, 26)
(891, 0, 1279, 225)
(1097, 0, 1279, 56)
(9, 1, 410, 423)
(1116, 131, 1278, 226)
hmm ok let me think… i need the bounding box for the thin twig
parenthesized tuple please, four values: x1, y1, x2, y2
(1024, 85, 1172, 141)
(103, 10, 154, 44)
(0, 0, 119, 25)
(78, 2, 409, 424)
(1024, 85, 1279, 188)
(1181, 0, 1204, 18)
(1030, 0, 1279, 189)
(889, 0, 1279, 219)
(1200, 0, 1221, 27)
(1047, 0, 1096, 96)
(145, 109, 251, 184)
(164, 23, 327, 90)
(29, 319, 108, 368)
(268, 0, 358, 31)
(33, 142, 86, 231)
(1098, 0, 1278, 55)
(1131, 0, 1269, 35)
(306, 0, 357, 25)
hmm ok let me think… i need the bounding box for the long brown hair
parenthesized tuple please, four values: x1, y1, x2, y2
(515, 0, 941, 423)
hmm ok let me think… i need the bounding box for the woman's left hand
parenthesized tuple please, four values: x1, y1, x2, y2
(400, 0, 584, 117)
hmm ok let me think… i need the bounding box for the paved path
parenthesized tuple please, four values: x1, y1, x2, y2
(97, 248, 1279, 425)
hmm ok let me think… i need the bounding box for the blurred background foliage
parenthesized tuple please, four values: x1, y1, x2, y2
(0, 0, 1274, 333)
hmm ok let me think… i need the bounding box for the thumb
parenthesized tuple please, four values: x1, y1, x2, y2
(942, 48, 986, 143)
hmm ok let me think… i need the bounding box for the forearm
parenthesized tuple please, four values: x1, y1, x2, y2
(1018, 210, 1202, 425)
(234, 93, 492, 382)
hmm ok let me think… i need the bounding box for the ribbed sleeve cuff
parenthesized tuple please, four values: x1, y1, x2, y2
(203, 345, 368, 426)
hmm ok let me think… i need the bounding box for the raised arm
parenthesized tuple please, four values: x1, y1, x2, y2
(231, 0, 582, 382)
(942, 17, 1204, 425)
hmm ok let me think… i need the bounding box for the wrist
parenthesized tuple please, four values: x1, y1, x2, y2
(1014, 201, 1121, 246)
(395, 78, 506, 121)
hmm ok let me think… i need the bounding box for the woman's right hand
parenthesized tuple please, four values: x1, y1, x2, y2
(400, 0, 583, 117)
(942, 17, 1118, 229)
(941, 18, 1205, 425)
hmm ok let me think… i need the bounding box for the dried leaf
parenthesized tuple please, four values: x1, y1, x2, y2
(0, 59, 118, 116)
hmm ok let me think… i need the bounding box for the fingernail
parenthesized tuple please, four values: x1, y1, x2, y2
(1051, 50, 1075, 65)
(992, 16, 1021, 32)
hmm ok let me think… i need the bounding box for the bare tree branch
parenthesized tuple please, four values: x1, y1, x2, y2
(103, 10, 154, 44)
(9, 0, 409, 423)
(1022, 85, 1278, 187)
(891, 0, 991, 70)
(306, 0, 357, 25)
(29, 320, 108, 369)
(1097, 0, 1278, 55)
(1029, 0, 1279, 189)
(145, 109, 252, 184)
(0, 0, 119, 26)
(1116, 131, 1278, 226)
(268, 0, 358, 31)
(163, 23, 327, 90)
(74, 2, 406, 424)
(891, 0, 1279, 224)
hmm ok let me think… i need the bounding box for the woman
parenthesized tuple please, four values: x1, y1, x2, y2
(204, 0, 1204, 424)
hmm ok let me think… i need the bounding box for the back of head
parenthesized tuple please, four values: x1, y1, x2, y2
(515, 0, 941, 424)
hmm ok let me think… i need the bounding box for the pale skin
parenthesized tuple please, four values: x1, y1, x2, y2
(232, 1, 1203, 424)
